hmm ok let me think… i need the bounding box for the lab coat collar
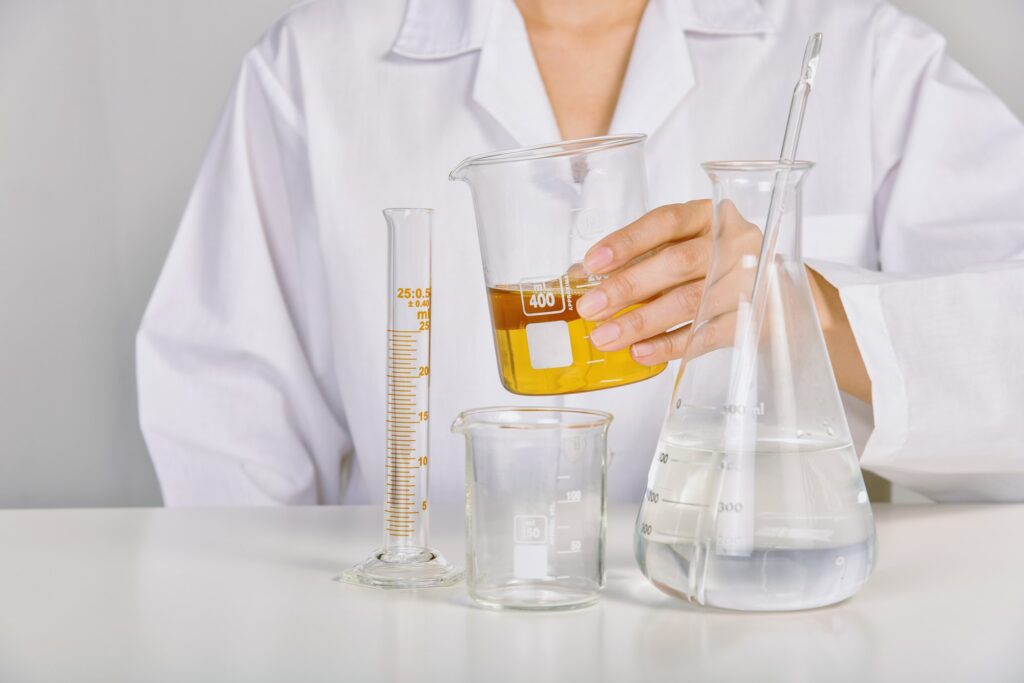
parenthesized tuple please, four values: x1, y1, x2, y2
(675, 0, 775, 36)
(391, 0, 494, 59)
(390, 0, 773, 60)
(391, 0, 772, 144)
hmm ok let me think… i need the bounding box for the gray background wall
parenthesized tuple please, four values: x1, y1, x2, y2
(1, 0, 1022, 508)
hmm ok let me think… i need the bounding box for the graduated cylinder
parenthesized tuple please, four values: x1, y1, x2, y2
(382, 208, 433, 558)
(338, 209, 461, 589)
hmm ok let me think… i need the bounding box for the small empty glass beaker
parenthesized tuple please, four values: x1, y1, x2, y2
(452, 407, 611, 610)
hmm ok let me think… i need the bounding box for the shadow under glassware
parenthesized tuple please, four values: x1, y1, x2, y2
(450, 135, 666, 395)
(453, 407, 612, 610)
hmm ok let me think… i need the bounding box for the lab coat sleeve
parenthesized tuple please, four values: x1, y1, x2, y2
(810, 4, 1024, 502)
(136, 43, 350, 505)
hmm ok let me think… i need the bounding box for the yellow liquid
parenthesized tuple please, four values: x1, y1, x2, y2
(487, 279, 666, 395)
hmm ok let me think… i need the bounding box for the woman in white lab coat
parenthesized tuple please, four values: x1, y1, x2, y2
(137, 0, 1024, 506)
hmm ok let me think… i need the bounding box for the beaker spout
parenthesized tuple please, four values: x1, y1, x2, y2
(450, 413, 468, 434)
(448, 157, 473, 182)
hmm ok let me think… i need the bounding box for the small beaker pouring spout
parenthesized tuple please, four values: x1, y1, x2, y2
(448, 157, 474, 182)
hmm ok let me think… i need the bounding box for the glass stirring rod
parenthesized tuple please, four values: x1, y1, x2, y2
(718, 33, 825, 555)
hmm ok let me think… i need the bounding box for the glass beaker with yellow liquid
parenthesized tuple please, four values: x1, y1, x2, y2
(487, 277, 663, 394)
(451, 135, 666, 396)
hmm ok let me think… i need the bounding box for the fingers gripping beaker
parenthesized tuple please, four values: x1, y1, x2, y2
(450, 136, 666, 395)
(453, 408, 611, 610)
(634, 162, 876, 611)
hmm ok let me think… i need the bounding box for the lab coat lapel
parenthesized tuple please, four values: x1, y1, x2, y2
(391, 0, 771, 145)
(609, 0, 696, 139)
(471, 0, 561, 146)
(610, 0, 774, 138)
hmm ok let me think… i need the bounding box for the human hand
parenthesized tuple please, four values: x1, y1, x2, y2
(576, 199, 872, 403)
(576, 200, 763, 366)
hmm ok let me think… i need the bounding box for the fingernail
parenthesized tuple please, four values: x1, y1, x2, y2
(576, 290, 607, 318)
(584, 246, 613, 273)
(589, 322, 620, 348)
(631, 341, 655, 358)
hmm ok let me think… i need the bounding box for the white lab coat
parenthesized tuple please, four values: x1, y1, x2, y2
(137, 0, 1024, 505)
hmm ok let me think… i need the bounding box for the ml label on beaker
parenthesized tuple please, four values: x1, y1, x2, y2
(518, 276, 568, 317)
(513, 515, 549, 579)
(514, 515, 548, 544)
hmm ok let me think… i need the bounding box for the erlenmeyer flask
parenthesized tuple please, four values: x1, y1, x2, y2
(634, 161, 876, 611)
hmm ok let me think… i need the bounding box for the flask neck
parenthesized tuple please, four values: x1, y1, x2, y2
(705, 164, 811, 264)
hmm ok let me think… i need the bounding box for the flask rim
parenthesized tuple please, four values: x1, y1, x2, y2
(449, 134, 646, 179)
(702, 160, 815, 172)
(382, 208, 433, 215)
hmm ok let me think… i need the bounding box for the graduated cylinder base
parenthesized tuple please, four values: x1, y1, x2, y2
(338, 547, 463, 590)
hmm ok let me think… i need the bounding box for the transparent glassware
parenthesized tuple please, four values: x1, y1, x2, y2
(450, 135, 666, 395)
(634, 161, 876, 611)
(339, 209, 461, 589)
(452, 407, 611, 610)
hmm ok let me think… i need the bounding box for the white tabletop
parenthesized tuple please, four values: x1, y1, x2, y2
(1, 504, 1022, 682)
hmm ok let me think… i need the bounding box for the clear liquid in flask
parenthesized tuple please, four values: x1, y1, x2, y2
(634, 437, 876, 611)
